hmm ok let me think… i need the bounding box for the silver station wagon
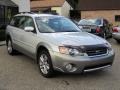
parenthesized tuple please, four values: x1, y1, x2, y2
(6, 13, 115, 78)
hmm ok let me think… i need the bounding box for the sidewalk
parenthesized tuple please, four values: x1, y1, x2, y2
(0, 41, 6, 46)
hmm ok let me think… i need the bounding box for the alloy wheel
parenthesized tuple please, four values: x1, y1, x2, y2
(7, 40, 13, 54)
(39, 54, 50, 74)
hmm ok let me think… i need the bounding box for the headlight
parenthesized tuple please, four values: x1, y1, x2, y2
(105, 43, 112, 51)
(59, 46, 85, 56)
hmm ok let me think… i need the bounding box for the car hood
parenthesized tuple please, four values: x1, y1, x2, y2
(43, 32, 107, 46)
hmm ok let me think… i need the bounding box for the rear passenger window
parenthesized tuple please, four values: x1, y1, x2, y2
(18, 17, 26, 29)
(10, 16, 36, 33)
(10, 16, 21, 28)
(14, 17, 21, 27)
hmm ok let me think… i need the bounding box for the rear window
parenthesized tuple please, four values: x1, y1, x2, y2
(78, 19, 102, 25)
(88, 19, 102, 25)
(78, 20, 93, 25)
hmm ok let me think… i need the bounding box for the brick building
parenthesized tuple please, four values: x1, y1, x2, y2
(72, 0, 120, 25)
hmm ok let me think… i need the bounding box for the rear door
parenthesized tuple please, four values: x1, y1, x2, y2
(19, 16, 38, 57)
(8, 16, 24, 48)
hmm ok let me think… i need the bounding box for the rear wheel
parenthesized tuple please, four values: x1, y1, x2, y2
(7, 39, 15, 55)
(38, 50, 54, 78)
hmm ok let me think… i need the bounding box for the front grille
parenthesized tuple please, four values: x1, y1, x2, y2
(82, 26, 90, 29)
(86, 48, 107, 56)
(84, 44, 108, 56)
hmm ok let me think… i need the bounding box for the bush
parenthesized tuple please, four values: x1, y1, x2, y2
(0, 29, 5, 41)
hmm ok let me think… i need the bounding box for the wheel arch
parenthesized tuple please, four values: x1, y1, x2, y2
(6, 34, 11, 45)
(36, 42, 53, 64)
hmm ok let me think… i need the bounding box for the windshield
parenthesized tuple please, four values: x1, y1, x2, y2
(35, 16, 81, 33)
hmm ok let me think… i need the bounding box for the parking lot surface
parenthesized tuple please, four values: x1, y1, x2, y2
(0, 39, 120, 90)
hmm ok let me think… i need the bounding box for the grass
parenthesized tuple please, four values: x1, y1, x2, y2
(0, 29, 5, 41)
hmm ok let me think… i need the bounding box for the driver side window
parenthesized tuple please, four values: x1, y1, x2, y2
(24, 17, 36, 33)
(24, 17, 34, 27)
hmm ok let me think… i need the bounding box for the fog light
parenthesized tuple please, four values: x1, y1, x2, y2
(66, 64, 72, 70)
(65, 64, 77, 72)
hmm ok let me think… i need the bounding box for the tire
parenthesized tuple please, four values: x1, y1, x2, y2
(116, 39, 120, 43)
(38, 50, 54, 78)
(7, 38, 15, 55)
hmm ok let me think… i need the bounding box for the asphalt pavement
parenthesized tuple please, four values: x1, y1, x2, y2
(0, 39, 120, 90)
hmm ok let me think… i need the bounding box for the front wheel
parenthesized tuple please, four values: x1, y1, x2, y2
(38, 50, 54, 78)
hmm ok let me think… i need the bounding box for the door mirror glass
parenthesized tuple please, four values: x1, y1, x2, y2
(24, 27, 34, 32)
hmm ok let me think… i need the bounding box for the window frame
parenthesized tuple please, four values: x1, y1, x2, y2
(10, 16, 36, 33)
(23, 16, 36, 33)
(115, 15, 120, 22)
(10, 16, 21, 27)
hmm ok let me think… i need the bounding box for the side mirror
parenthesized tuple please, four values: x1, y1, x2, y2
(24, 27, 34, 32)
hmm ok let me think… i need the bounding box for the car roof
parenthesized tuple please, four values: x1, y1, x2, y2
(15, 13, 64, 18)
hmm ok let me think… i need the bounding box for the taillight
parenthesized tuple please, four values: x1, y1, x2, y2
(96, 28, 101, 33)
(113, 28, 118, 32)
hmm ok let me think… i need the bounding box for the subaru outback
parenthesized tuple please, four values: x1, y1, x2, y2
(6, 13, 115, 78)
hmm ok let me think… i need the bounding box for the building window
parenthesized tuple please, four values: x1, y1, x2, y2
(115, 15, 120, 22)
(70, 10, 81, 19)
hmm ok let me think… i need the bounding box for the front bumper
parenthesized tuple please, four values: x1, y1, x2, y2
(50, 50, 115, 73)
(112, 33, 120, 40)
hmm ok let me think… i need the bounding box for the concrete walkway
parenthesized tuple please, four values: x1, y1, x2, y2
(0, 41, 6, 46)
(0, 39, 119, 90)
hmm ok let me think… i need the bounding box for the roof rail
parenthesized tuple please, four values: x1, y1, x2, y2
(19, 12, 35, 14)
